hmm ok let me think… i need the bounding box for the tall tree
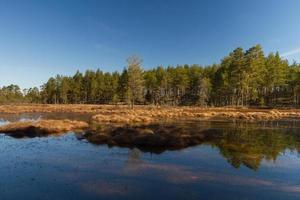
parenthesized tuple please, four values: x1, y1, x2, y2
(264, 52, 288, 105)
(25, 87, 41, 103)
(118, 68, 129, 103)
(229, 47, 246, 106)
(244, 44, 266, 105)
(3, 44, 298, 108)
(126, 55, 144, 108)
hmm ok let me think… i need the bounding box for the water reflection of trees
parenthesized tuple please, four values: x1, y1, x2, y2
(3, 113, 299, 171)
(120, 121, 300, 170)
(84, 120, 300, 170)
(202, 126, 300, 170)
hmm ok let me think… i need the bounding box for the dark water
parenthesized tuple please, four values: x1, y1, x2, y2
(0, 114, 300, 200)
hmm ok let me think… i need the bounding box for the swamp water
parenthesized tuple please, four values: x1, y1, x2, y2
(0, 113, 300, 200)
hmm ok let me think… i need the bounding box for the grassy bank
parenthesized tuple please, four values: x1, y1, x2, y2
(1, 104, 300, 121)
(1, 104, 300, 151)
(0, 119, 89, 138)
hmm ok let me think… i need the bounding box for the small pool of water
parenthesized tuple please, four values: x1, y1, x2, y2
(0, 112, 92, 123)
(0, 114, 300, 200)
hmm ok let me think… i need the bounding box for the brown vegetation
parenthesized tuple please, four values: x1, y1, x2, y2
(1, 104, 300, 151)
(0, 104, 107, 114)
(85, 124, 207, 152)
(0, 119, 89, 138)
(1, 104, 300, 155)
(85, 106, 300, 152)
(90, 106, 300, 124)
(1, 104, 300, 121)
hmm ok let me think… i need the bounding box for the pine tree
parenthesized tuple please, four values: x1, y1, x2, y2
(264, 52, 288, 105)
(229, 47, 246, 106)
(126, 55, 144, 108)
(244, 45, 266, 105)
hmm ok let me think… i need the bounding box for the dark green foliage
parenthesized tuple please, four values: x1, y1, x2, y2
(24, 87, 40, 103)
(0, 85, 23, 103)
(1, 46, 300, 107)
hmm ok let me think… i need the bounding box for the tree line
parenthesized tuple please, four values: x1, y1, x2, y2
(1, 44, 300, 107)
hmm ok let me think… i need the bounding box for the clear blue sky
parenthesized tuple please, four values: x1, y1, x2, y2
(1, 0, 300, 88)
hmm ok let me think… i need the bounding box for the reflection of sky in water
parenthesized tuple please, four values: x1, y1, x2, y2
(0, 114, 42, 127)
(0, 119, 9, 126)
(0, 133, 299, 199)
(0, 113, 92, 123)
(0, 115, 300, 199)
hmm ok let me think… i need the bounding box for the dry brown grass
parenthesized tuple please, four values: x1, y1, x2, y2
(91, 106, 300, 124)
(0, 104, 110, 114)
(1, 104, 299, 151)
(1, 104, 300, 122)
(85, 123, 206, 152)
(85, 106, 300, 151)
(0, 119, 89, 137)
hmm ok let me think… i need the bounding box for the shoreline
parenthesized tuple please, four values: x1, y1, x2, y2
(1, 104, 300, 121)
(1, 105, 300, 152)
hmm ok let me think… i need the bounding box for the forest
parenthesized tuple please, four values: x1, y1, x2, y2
(1, 44, 300, 107)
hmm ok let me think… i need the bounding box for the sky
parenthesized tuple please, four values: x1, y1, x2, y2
(0, 0, 300, 89)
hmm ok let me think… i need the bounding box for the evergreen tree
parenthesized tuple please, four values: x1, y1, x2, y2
(244, 44, 266, 105)
(2, 44, 300, 108)
(126, 55, 144, 108)
(118, 69, 129, 103)
(229, 47, 246, 106)
(264, 52, 288, 105)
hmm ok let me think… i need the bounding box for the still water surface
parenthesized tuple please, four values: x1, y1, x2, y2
(0, 114, 300, 200)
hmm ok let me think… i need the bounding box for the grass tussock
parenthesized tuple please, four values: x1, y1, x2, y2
(85, 124, 206, 153)
(0, 119, 89, 137)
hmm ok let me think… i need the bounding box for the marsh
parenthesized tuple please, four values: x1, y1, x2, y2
(0, 113, 300, 200)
